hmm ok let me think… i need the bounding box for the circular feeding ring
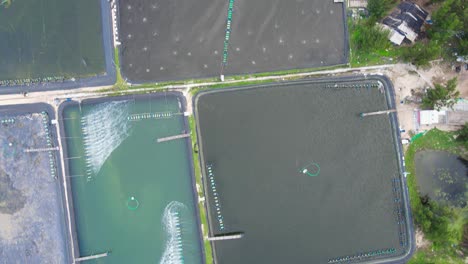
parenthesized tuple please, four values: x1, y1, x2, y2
(300, 162, 320, 177)
(126, 196, 139, 210)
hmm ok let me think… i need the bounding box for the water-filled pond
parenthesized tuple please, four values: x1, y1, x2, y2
(415, 150, 468, 207)
(0, 0, 105, 81)
(195, 78, 411, 264)
(61, 94, 203, 264)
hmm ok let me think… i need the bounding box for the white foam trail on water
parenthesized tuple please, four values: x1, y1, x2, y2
(159, 201, 187, 264)
(81, 101, 131, 175)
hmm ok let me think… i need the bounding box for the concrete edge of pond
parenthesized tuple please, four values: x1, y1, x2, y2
(0, 0, 116, 96)
(57, 92, 206, 264)
(192, 74, 415, 264)
(380, 75, 416, 264)
(0, 103, 73, 264)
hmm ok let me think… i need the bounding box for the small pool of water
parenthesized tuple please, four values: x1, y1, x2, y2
(415, 150, 468, 207)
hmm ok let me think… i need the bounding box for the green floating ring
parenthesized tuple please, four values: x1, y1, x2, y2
(300, 162, 320, 177)
(126, 196, 139, 210)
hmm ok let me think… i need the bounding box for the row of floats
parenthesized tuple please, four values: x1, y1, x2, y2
(41, 111, 57, 179)
(0, 76, 66, 87)
(1, 118, 15, 124)
(392, 177, 407, 247)
(324, 82, 382, 90)
(206, 163, 225, 231)
(127, 112, 173, 121)
(328, 248, 396, 263)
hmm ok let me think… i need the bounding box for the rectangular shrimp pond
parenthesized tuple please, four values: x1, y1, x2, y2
(194, 77, 413, 264)
(0, 0, 106, 85)
(60, 94, 203, 263)
(119, 0, 347, 82)
(0, 104, 68, 263)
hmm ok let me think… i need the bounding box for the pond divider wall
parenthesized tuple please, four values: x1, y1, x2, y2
(193, 75, 415, 264)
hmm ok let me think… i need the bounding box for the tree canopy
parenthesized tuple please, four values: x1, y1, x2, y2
(422, 78, 460, 110)
(401, 41, 441, 67)
(367, 0, 397, 20)
(414, 195, 454, 245)
(430, 0, 468, 56)
(456, 123, 468, 143)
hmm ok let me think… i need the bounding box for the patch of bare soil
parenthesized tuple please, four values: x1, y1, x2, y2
(415, 228, 431, 249)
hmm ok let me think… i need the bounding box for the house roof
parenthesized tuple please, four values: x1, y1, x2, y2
(380, 24, 405, 45)
(389, 30, 405, 45)
(381, 1, 428, 43)
(397, 22, 418, 42)
(419, 110, 446, 125)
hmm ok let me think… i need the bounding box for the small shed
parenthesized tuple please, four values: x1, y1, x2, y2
(380, 24, 406, 45)
(418, 110, 447, 125)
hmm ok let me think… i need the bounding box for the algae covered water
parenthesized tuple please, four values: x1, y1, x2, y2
(415, 150, 468, 207)
(62, 95, 202, 264)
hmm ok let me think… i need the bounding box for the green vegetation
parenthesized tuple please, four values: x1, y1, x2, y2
(350, 0, 468, 67)
(422, 78, 460, 110)
(413, 195, 457, 245)
(405, 129, 468, 263)
(113, 48, 129, 90)
(403, 0, 467, 67)
(189, 116, 214, 264)
(401, 41, 442, 67)
(456, 123, 468, 143)
(429, 0, 467, 58)
(348, 18, 401, 66)
(367, 0, 397, 21)
(352, 21, 390, 52)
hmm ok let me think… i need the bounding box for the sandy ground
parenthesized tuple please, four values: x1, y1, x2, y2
(415, 228, 431, 250)
(0, 213, 18, 240)
(375, 62, 468, 138)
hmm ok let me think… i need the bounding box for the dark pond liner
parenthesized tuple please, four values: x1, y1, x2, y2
(118, 0, 349, 83)
(193, 75, 414, 264)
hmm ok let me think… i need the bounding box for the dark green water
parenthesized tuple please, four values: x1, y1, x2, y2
(196, 81, 407, 263)
(415, 150, 468, 207)
(63, 96, 202, 264)
(0, 0, 105, 80)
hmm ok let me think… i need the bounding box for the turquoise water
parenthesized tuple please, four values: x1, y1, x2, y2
(62, 96, 202, 264)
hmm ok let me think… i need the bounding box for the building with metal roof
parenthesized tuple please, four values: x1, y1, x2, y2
(381, 1, 429, 45)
